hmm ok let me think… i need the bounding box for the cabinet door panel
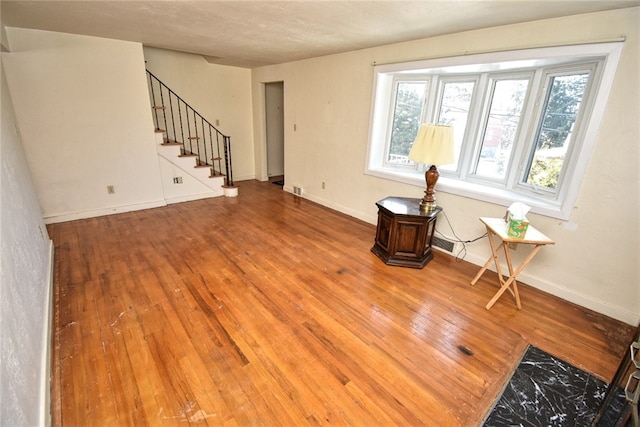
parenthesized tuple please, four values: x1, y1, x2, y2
(395, 220, 426, 258)
(423, 220, 436, 257)
(376, 213, 392, 251)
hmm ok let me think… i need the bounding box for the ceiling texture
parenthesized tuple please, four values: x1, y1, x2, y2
(1, 1, 639, 68)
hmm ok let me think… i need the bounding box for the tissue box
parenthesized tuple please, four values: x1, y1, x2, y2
(507, 215, 529, 238)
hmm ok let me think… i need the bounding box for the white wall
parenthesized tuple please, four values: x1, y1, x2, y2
(143, 47, 255, 182)
(251, 8, 640, 324)
(3, 28, 166, 223)
(1, 56, 54, 426)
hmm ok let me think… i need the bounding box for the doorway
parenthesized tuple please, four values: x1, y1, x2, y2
(265, 81, 284, 185)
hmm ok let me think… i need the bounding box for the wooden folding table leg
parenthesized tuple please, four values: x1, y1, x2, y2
(470, 238, 505, 285)
(502, 242, 520, 307)
(485, 244, 544, 310)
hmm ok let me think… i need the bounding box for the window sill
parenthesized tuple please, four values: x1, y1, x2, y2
(365, 168, 570, 220)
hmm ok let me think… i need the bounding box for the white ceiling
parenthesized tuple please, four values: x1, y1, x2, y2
(2, 1, 638, 68)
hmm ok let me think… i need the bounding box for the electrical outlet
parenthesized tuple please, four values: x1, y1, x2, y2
(215, 119, 220, 126)
(322, 182, 325, 189)
(107, 185, 115, 194)
(173, 176, 183, 184)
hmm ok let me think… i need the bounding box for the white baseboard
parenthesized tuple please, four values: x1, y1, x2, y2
(285, 188, 377, 225)
(164, 192, 222, 205)
(43, 200, 167, 224)
(40, 239, 54, 426)
(231, 174, 256, 182)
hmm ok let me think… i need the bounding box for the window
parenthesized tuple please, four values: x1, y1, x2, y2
(366, 43, 623, 220)
(474, 77, 528, 181)
(437, 79, 475, 173)
(387, 81, 428, 166)
(524, 71, 589, 191)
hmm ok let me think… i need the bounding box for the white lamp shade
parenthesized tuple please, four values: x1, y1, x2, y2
(408, 124, 455, 165)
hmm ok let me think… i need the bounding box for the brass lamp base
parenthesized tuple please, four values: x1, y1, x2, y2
(419, 200, 437, 212)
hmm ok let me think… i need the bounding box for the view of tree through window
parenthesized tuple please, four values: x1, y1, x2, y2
(388, 82, 427, 164)
(525, 73, 589, 190)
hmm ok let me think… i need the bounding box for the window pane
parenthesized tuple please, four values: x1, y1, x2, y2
(437, 81, 475, 171)
(474, 79, 529, 180)
(388, 81, 427, 164)
(525, 73, 589, 190)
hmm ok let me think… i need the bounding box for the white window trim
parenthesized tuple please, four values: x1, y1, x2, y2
(365, 42, 623, 220)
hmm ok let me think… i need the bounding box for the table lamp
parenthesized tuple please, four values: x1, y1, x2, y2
(408, 124, 455, 212)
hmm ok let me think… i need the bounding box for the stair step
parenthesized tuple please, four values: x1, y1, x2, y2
(188, 136, 200, 140)
(179, 151, 197, 157)
(161, 140, 182, 146)
(153, 106, 166, 110)
(194, 161, 210, 168)
(155, 129, 166, 133)
(212, 157, 222, 161)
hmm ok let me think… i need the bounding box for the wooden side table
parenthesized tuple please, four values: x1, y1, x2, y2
(371, 197, 441, 269)
(471, 217, 554, 309)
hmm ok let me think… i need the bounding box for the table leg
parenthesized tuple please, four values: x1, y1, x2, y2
(502, 242, 520, 307)
(470, 237, 505, 286)
(490, 232, 507, 288)
(485, 244, 544, 310)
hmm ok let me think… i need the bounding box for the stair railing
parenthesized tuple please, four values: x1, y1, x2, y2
(146, 70, 234, 187)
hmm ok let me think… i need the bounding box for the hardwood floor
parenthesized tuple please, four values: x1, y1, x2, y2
(47, 180, 635, 426)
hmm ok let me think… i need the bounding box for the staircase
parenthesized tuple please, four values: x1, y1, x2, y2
(146, 70, 236, 198)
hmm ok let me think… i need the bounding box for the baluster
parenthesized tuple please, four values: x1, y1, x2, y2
(159, 83, 168, 139)
(178, 99, 186, 153)
(208, 126, 215, 176)
(192, 110, 199, 159)
(224, 136, 233, 186)
(201, 117, 208, 167)
(198, 116, 209, 165)
(148, 73, 160, 130)
(185, 107, 193, 155)
(168, 92, 177, 143)
(215, 131, 222, 176)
